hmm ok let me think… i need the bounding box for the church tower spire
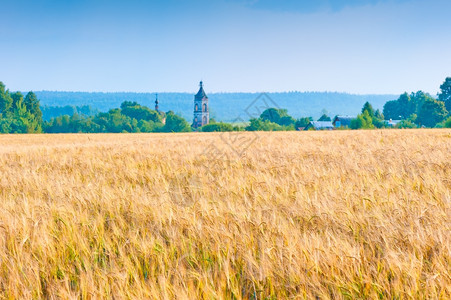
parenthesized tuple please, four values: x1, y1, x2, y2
(155, 93, 159, 112)
(192, 81, 209, 129)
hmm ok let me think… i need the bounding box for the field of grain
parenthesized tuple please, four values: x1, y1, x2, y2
(0, 130, 450, 299)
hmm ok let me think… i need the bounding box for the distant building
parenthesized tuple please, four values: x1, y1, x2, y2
(384, 119, 401, 127)
(154, 93, 166, 124)
(332, 116, 355, 128)
(304, 121, 335, 131)
(155, 93, 159, 112)
(192, 81, 209, 129)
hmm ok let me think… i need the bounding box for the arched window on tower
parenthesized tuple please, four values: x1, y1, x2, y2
(203, 103, 207, 112)
(194, 117, 198, 124)
(195, 104, 198, 111)
(203, 116, 207, 124)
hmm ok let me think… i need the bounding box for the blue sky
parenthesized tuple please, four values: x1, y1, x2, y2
(1, 0, 450, 94)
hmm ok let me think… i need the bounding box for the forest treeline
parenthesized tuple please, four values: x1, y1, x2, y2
(34, 91, 396, 121)
(1, 78, 450, 133)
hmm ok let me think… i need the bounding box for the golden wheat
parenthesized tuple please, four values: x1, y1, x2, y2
(0, 130, 450, 299)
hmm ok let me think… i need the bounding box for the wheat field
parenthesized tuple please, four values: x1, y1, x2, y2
(0, 130, 450, 299)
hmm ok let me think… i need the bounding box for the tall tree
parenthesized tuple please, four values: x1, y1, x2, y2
(317, 114, 331, 121)
(383, 93, 418, 120)
(161, 111, 191, 132)
(295, 117, 311, 129)
(10, 92, 24, 110)
(443, 116, 451, 128)
(374, 109, 384, 120)
(120, 101, 162, 123)
(361, 101, 384, 127)
(258, 108, 295, 126)
(260, 108, 286, 124)
(383, 99, 401, 120)
(417, 96, 448, 127)
(8, 95, 42, 133)
(0, 82, 13, 113)
(245, 118, 285, 131)
(362, 101, 375, 117)
(350, 110, 374, 129)
(438, 77, 451, 113)
(398, 92, 415, 118)
(24, 92, 43, 124)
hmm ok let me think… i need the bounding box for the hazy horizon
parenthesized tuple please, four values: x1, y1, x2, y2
(23, 89, 400, 96)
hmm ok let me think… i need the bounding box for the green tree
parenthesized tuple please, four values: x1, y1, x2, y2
(260, 108, 290, 125)
(120, 101, 140, 109)
(374, 109, 384, 120)
(294, 117, 311, 129)
(11, 99, 40, 133)
(93, 109, 136, 133)
(24, 92, 42, 119)
(161, 111, 191, 132)
(10, 92, 24, 110)
(362, 111, 374, 128)
(317, 114, 331, 121)
(408, 91, 431, 116)
(362, 101, 375, 116)
(201, 122, 234, 132)
(0, 82, 13, 113)
(399, 93, 416, 118)
(438, 77, 451, 113)
(246, 118, 285, 131)
(24, 92, 43, 128)
(137, 120, 162, 132)
(442, 116, 451, 128)
(361, 101, 384, 128)
(383, 99, 402, 120)
(383, 93, 417, 120)
(47, 114, 104, 133)
(0, 117, 12, 133)
(350, 111, 374, 129)
(260, 108, 279, 123)
(279, 115, 295, 126)
(396, 119, 417, 129)
(2, 91, 42, 133)
(417, 97, 448, 127)
(120, 102, 162, 123)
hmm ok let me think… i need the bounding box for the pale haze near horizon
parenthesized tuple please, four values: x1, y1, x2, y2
(1, 0, 450, 95)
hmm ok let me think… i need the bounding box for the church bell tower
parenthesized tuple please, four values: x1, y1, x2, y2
(193, 81, 209, 128)
(155, 93, 159, 112)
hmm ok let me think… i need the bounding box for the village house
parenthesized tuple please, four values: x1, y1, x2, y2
(304, 121, 335, 131)
(384, 119, 401, 127)
(332, 115, 355, 128)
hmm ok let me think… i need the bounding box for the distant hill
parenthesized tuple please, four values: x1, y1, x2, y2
(34, 91, 398, 122)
